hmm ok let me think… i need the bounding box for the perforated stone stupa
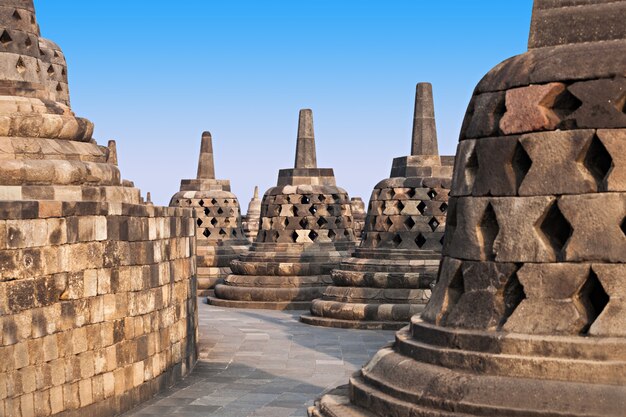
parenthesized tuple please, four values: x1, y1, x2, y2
(242, 186, 261, 242)
(301, 83, 453, 330)
(170, 132, 249, 294)
(310, 1, 626, 416)
(208, 109, 357, 309)
(0, 2, 197, 416)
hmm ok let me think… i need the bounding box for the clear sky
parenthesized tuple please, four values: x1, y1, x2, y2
(34, 1, 533, 207)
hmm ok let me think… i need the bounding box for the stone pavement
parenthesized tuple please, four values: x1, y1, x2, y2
(121, 301, 396, 417)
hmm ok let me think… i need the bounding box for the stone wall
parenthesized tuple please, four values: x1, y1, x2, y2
(0, 201, 198, 417)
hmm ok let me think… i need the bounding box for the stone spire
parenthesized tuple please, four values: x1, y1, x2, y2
(411, 83, 439, 156)
(294, 109, 317, 169)
(196, 131, 216, 180)
(529, 0, 626, 48)
(253, 185, 259, 199)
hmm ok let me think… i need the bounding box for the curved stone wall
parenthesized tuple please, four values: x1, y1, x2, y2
(0, 202, 198, 417)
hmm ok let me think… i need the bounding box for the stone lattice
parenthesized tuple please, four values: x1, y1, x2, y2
(0, 2, 197, 417)
(170, 132, 249, 294)
(208, 109, 357, 309)
(242, 186, 261, 242)
(301, 83, 453, 330)
(310, 1, 626, 416)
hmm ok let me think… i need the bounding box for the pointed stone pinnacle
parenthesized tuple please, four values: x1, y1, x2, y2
(196, 131, 216, 180)
(107, 140, 118, 166)
(411, 83, 439, 157)
(253, 186, 259, 199)
(146, 192, 152, 203)
(294, 109, 317, 169)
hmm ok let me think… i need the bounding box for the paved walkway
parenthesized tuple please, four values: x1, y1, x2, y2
(122, 301, 395, 417)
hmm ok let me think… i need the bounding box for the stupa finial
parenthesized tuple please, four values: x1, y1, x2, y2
(294, 109, 317, 169)
(411, 82, 439, 156)
(196, 131, 216, 180)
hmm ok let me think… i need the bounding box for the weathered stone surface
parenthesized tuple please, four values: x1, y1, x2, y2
(311, 2, 626, 417)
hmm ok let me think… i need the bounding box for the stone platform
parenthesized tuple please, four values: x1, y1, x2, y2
(121, 303, 394, 417)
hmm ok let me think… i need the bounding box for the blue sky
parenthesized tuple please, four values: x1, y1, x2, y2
(35, 1, 533, 206)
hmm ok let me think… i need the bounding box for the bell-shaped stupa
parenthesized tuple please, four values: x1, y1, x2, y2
(170, 132, 249, 294)
(301, 83, 453, 330)
(208, 109, 357, 309)
(242, 185, 261, 242)
(310, 1, 626, 416)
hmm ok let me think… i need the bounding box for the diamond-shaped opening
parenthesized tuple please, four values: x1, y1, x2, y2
(301, 195, 311, 204)
(405, 217, 416, 230)
(512, 141, 533, 191)
(186, 199, 192, 206)
(196, 218, 203, 227)
(299, 218, 309, 229)
(219, 228, 227, 236)
(204, 207, 210, 216)
(344, 229, 351, 237)
(202, 229, 210, 238)
(499, 271, 527, 328)
(0, 30, 13, 45)
(223, 199, 228, 204)
(211, 198, 218, 205)
(15, 57, 26, 74)
(583, 135, 613, 191)
(328, 229, 336, 240)
(12, 10, 22, 20)
(318, 194, 326, 202)
(272, 231, 280, 242)
(428, 189, 438, 200)
(428, 218, 440, 232)
(578, 269, 610, 334)
(539, 201, 572, 260)
(389, 189, 396, 199)
(47, 65, 55, 76)
(552, 87, 583, 124)
(417, 201, 427, 215)
(199, 199, 205, 207)
(392, 234, 403, 247)
(439, 202, 449, 213)
(397, 201, 405, 212)
(309, 230, 319, 241)
(332, 194, 341, 202)
(335, 217, 342, 226)
(407, 188, 416, 199)
(217, 208, 224, 215)
(477, 203, 499, 261)
(309, 206, 317, 215)
(317, 217, 328, 227)
(439, 235, 445, 246)
(284, 218, 290, 227)
(291, 231, 299, 242)
(210, 218, 218, 227)
(385, 217, 393, 230)
(55, 83, 63, 92)
(415, 233, 427, 248)
(444, 268, 465, 321)
(232, 230, 237, 237)
(24, 36, 32, 47)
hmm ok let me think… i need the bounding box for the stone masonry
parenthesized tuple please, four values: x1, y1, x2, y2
(301, 83, 453, 330)
(0, 2, 198, 417)
(311, 1, 626, 416)
(349, 197, 366, 242)
(208, 109, 357, 310)
(170, 132, 249, 295)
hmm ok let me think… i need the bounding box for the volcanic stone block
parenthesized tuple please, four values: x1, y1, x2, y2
(310, 2, 626, 417)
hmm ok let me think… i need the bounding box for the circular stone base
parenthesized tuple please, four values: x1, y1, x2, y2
(299, 314, 407, 330)
(206, 296, 310, 311)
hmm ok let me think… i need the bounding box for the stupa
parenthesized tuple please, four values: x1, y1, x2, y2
(349, 197, 366, 241)
(311, 1, 626, 416)
(0, 2, 197, 416)
(242, 185, 261, 242)
(208, 109, 357, 309)
(301, 83, 453, 330)
(170, 132, 249, 294)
